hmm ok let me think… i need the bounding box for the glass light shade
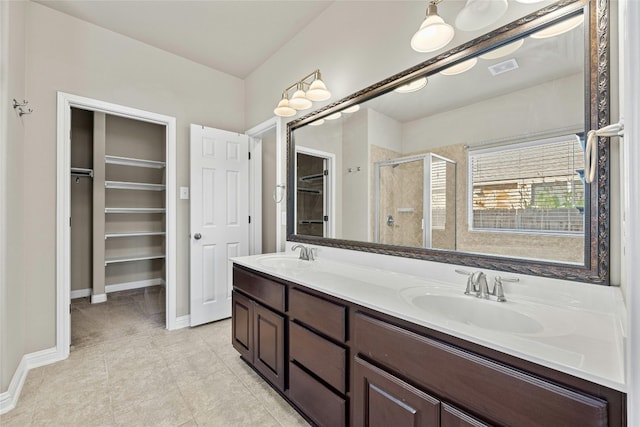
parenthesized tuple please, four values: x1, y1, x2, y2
(273, 98, 296, 117)
(411, 5, 454, 53)
(440, 57, 478, 75)
(394, 77, 428, 93)
(530, 15, 583, 39)
(480, 38, 524, 60)
(455, 0, 508, 32)
(325, 112, 342, 120)
(289, 89, 312, 110)
(309, 119, 325, 126)
(306, 79, 331, 101)
(343, 104, 360, 113)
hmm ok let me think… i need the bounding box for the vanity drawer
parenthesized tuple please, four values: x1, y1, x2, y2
(233, 265, 285, 312)
(289, 362, 346, 427)
(289, 288, 346, 342)
(290, 321, 346, 394)
(354, 313, 608, 427)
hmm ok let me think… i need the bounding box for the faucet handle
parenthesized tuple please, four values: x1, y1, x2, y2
(308, 248, 317, 261)
(455, 269, 475, 295)
(492, 276, 518, 302)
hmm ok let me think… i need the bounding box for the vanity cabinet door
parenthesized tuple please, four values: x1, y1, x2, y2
(231, 291, 253, 363)
(253, 303, 286, 391)
(353, 357, 441, 427)
(441, 404, 491, 427)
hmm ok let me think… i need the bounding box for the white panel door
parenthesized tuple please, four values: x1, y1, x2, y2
(190, 124, 249, 326)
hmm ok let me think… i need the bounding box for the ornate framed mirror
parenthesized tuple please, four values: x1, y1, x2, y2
(287, 0, 611, 285)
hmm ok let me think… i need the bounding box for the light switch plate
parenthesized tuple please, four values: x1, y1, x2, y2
(180, 187, 189, 199)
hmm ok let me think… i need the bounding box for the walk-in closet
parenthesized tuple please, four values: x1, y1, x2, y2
(70, 107, 167, 343)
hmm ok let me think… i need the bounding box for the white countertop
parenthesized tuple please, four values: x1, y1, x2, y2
(232, 252, 627, 392)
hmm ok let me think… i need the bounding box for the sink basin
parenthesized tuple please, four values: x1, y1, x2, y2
(257, 255, 312, 271)
(406, 293, 544, 334)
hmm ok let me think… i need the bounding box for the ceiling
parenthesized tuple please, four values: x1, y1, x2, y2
(33, 0, 333, 79)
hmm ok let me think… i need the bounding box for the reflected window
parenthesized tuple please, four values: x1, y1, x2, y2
(469, 134, 585, 234)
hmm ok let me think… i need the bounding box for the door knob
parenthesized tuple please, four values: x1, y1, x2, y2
(194, 233, 202, 240)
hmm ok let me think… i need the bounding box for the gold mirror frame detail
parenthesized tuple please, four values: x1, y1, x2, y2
(287, 0, 610, 285)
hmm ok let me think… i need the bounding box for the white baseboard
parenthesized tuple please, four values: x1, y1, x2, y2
(70, 288, 91, 299)
(90, 293, 107, 304)
(173, 315, 191, 330)
(0, 347, 60, 415)
(105, 278, 165, 294)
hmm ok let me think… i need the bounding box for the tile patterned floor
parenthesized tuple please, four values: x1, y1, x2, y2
(0, 287, 309, 427)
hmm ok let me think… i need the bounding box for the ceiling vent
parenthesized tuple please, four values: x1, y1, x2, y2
(488, 58, 519, 76)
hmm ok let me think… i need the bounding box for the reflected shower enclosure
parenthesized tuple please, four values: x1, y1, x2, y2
(374, 154, 456, 249)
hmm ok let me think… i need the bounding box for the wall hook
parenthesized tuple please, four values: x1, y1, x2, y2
(18, 107, 33, 117)
(12, 99, 28, 109)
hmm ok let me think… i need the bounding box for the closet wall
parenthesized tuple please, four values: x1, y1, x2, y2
(70, 109, 166, 301)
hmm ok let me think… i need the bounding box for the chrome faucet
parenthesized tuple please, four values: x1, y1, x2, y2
(456, 269, 518, 302)
(292, 244, 316, 261)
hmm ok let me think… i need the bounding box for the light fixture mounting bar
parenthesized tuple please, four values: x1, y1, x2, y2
(283, 69, 321, 93)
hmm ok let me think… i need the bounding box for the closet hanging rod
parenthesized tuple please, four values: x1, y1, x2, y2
(70, 167, 94, 178)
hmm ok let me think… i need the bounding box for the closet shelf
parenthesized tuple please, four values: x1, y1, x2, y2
(299, 220, 324, 225)
(105, 181, 166, 191)
(300, 173, 324, 183)
(71, 167, 94, 178)
(105, 231, 166, 239)
(105, 155, 166, 169)
(298, 188, 322, 195)
(105, 207, 166, 214)
(105, 254, 166, 266)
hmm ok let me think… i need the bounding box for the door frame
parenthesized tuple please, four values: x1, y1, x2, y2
(295, 145, 336, 238)
(56, 92, 178, 359)
(246, 117, 284, 252)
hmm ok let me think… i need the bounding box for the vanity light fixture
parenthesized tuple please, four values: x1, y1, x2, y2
(394, 77, 428, 93)
(343, 104, 360, 113)
(273, 92, 296, 117)
(455, 0, 508, 32)
(411, 0, 455, 53)
(440, 57, 478, 75)
(479, 38, 524, 60)
(530, 15, 583, 39)
(273, 70, 331, 117)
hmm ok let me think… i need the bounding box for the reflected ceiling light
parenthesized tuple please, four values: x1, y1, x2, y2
(530, 15, 583, 39)
(273, 92, 296, 117)
(309, 119, 325, 126)
(455, 0, 508, 32)
(343, 104, 360, 113)
(306, 72, 331, 101)
(394, 77, 428, 93)
(479, 38, 524, 60)
(440, 57, 478, 75)
(273, 69, 331, 117)
(411, 1, 455, 53)
(289, 83, 312, 110)
(325, 112, 342, 120)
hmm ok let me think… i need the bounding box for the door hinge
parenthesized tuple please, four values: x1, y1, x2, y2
(324, 215, 329, 222)
(248, 152, 251, 160)
(249, 215, 251, 224)
(69, 217, 72, 227)
(323, 169, 328, 176)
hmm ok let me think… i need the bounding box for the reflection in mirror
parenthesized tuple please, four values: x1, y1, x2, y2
(288, 1, 610, 284)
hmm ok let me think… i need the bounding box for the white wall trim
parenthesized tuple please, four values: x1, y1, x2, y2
(70, 289, 91, 299)
(173, 315, 191, 330)
(0, 347, 59, 415)
(56, 92, 179, 357)
(90, 293, 107, 304)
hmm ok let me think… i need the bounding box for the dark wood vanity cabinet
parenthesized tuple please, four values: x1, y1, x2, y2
(231, 267, 286, 391)
(232, 265, 626, 427)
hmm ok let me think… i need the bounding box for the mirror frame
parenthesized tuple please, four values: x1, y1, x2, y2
(287, 0, 610, 285)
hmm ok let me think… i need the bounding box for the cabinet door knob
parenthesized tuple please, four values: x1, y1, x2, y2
(194, 233, 202, 240)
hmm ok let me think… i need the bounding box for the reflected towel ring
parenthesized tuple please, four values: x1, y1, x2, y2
(273, 184, 285, 203)
(584, 121, 624, 183)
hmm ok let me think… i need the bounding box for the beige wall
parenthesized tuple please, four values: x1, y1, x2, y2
(261, 130, 277, 254)
(1, 0, 27, 392)
(22, 2, 244, 353)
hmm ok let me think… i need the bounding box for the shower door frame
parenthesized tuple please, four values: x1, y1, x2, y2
(374, 153, 454, 248)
